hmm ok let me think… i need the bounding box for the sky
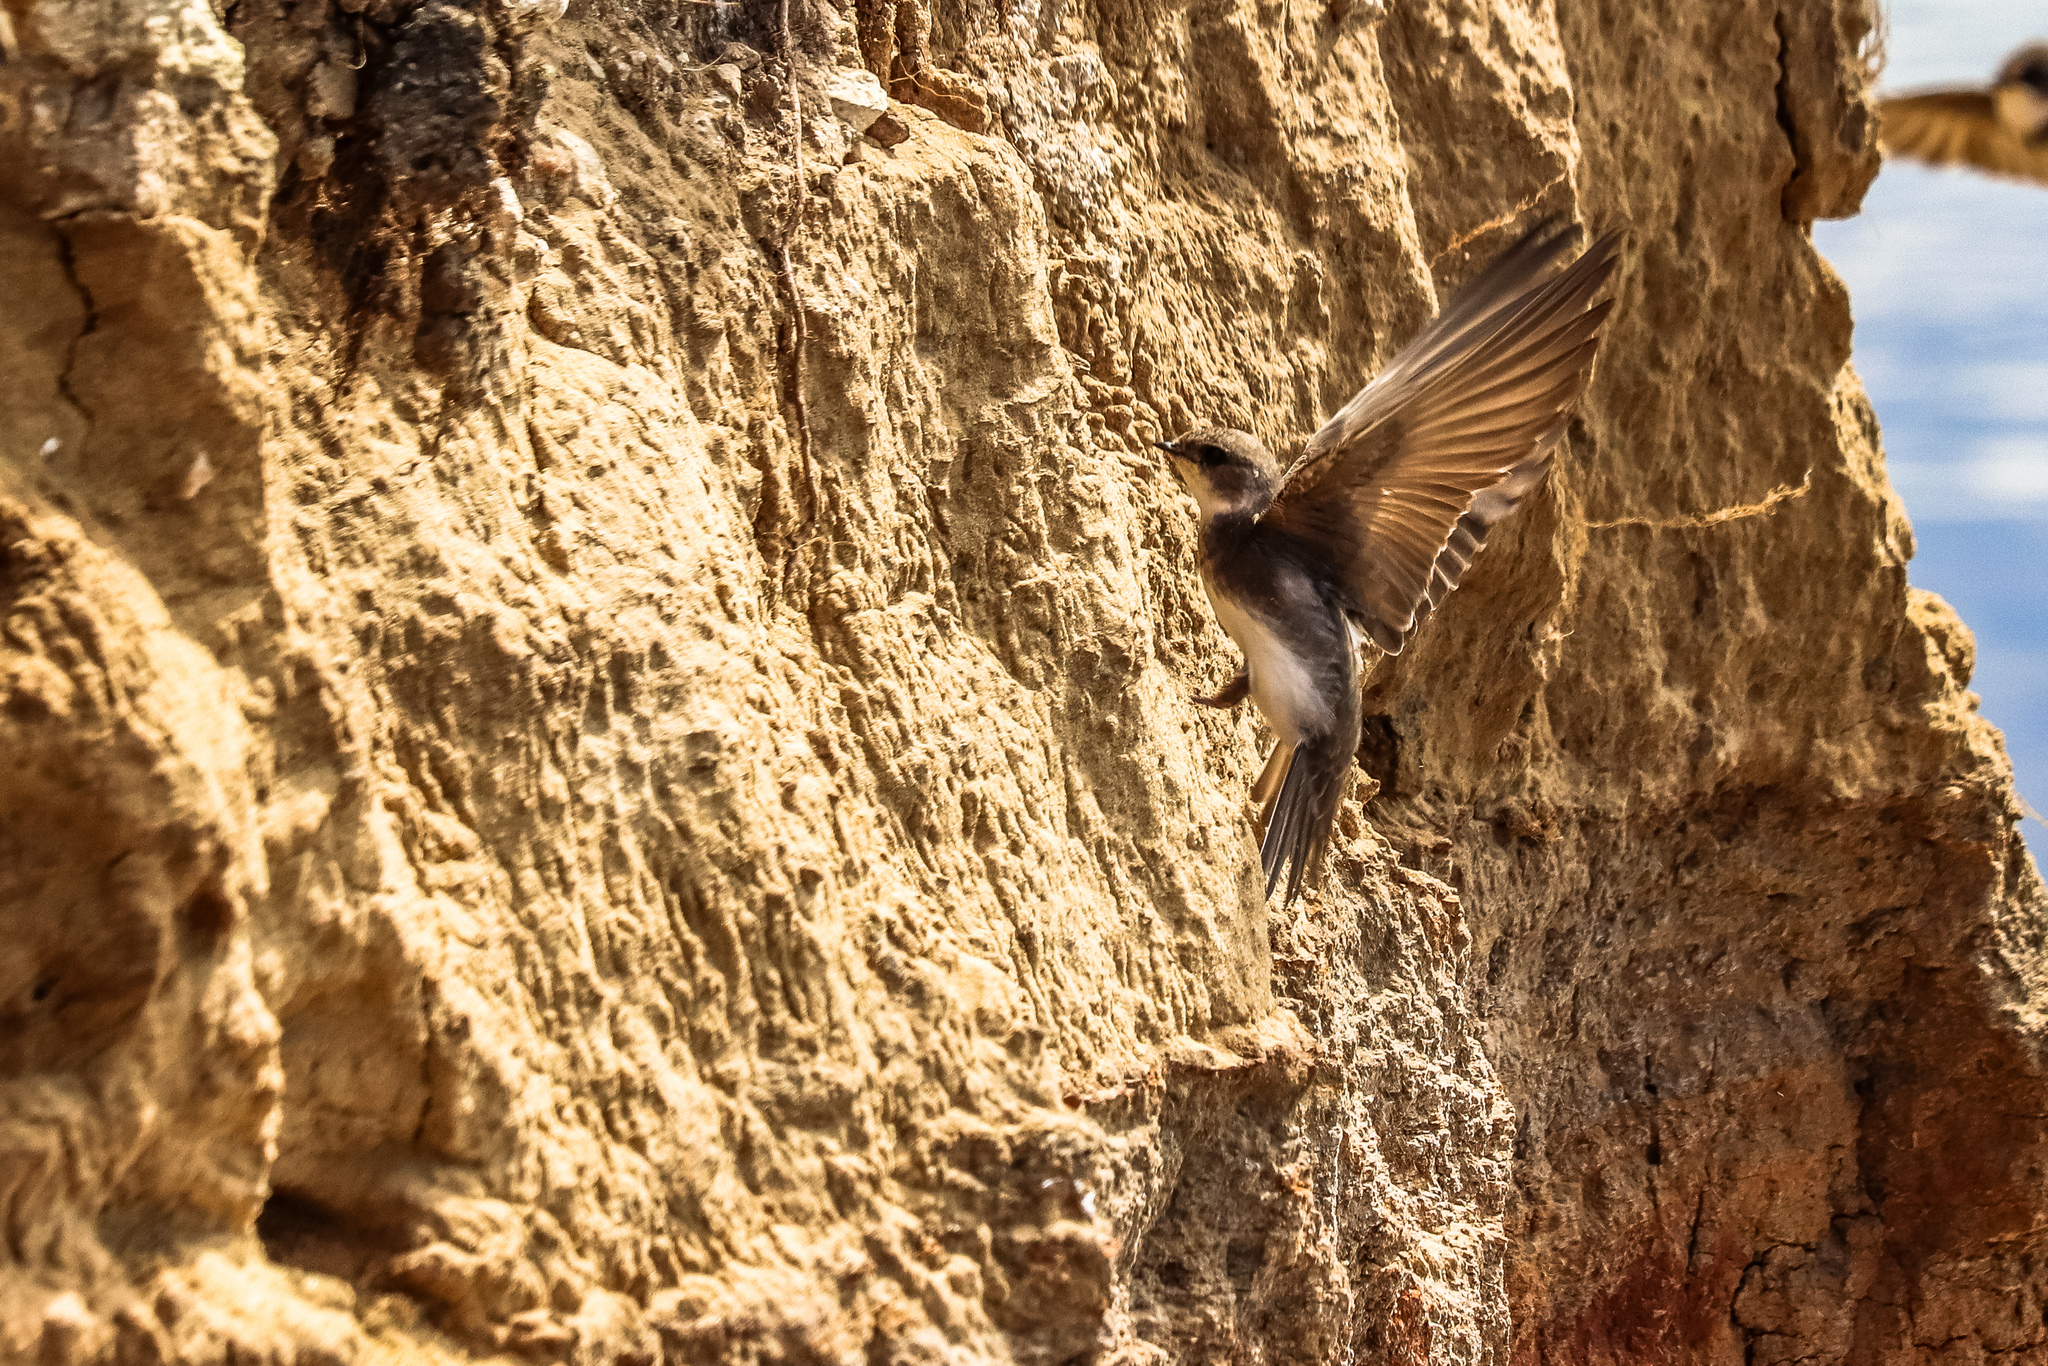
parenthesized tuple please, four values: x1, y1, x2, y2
(1811, 1, 2048, 832)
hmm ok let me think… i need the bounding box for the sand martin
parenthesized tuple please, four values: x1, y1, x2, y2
(1879, 42, 2048, 184)
(1159, 221, 1622, 905)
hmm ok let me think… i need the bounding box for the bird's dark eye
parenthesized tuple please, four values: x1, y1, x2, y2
(2024, 61, 2048, 90)
(1198, 444, 1227, 467)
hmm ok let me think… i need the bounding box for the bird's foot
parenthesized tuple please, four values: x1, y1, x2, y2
(1192, 668, 1250, 709)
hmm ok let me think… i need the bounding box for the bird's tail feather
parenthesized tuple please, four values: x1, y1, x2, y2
(1261, 743, 1331, 905)
(1257, 741, 1350, 906)
(1260, 744, 1310, 900)
(1251, 743, 1291, 826)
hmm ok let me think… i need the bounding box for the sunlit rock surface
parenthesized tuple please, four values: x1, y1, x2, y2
(2, 0, 2042, 1358)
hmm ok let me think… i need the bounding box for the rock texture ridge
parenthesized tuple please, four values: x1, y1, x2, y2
(2, 0, 2043, 1357)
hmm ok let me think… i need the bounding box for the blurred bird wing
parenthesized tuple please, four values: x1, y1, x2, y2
(1879, 90, 2048, 183)
(1261, 223, 1622, 653)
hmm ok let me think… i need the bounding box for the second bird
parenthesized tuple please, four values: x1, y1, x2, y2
(1877, 43, 2048, 185)
(1159, 220, 1622, 906)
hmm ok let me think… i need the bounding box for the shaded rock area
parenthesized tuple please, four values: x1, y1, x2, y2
(1, 0, 2042, 1357)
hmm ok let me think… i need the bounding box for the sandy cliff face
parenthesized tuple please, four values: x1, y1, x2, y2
(2, 0, 2043, 1358)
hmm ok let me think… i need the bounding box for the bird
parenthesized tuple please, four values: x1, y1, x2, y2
(1877, 42, 2048, 184)
(1157, 220, 1622, 906)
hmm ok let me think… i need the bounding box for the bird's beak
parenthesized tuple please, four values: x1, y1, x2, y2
(1155, 440, 1190, 489)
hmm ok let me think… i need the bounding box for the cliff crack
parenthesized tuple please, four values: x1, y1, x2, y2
(1586, 470, 1812, 531)
(1771, 9, 1800, 174)
(1428, 169, 1570, 269)
(52, 225, 101, 452)
(772, 0, 817, 585)
(1684, 1187, 1706, 1272)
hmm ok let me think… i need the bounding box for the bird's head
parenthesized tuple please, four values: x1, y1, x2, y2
(1999, 43, 2048, 95)
(1155, 428, 1281, 520)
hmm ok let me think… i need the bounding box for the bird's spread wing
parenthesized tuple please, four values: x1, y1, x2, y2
(1260, 222, 1622, 653)
(1879, 90, 2048, 183)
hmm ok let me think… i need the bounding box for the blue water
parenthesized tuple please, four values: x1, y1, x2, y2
(1812, 5, 2048, 828)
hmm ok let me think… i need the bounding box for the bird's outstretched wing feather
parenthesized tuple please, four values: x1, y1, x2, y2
(1878, 90, 2048, 183)
(1261, 222, 1622, 652)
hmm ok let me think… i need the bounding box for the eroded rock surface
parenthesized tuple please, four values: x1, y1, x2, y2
(1, 0, 2041, 1359)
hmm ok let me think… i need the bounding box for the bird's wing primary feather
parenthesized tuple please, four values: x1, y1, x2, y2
(1261, 222, 1622, 652)
(1879, 90, 2048, 182)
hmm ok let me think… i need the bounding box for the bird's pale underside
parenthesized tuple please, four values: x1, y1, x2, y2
(1879, 42, 2048, 185)
(1161, 221, 1623, 906)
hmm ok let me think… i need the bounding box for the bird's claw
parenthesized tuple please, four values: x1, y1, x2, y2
(1192, 669, 1250, 709)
